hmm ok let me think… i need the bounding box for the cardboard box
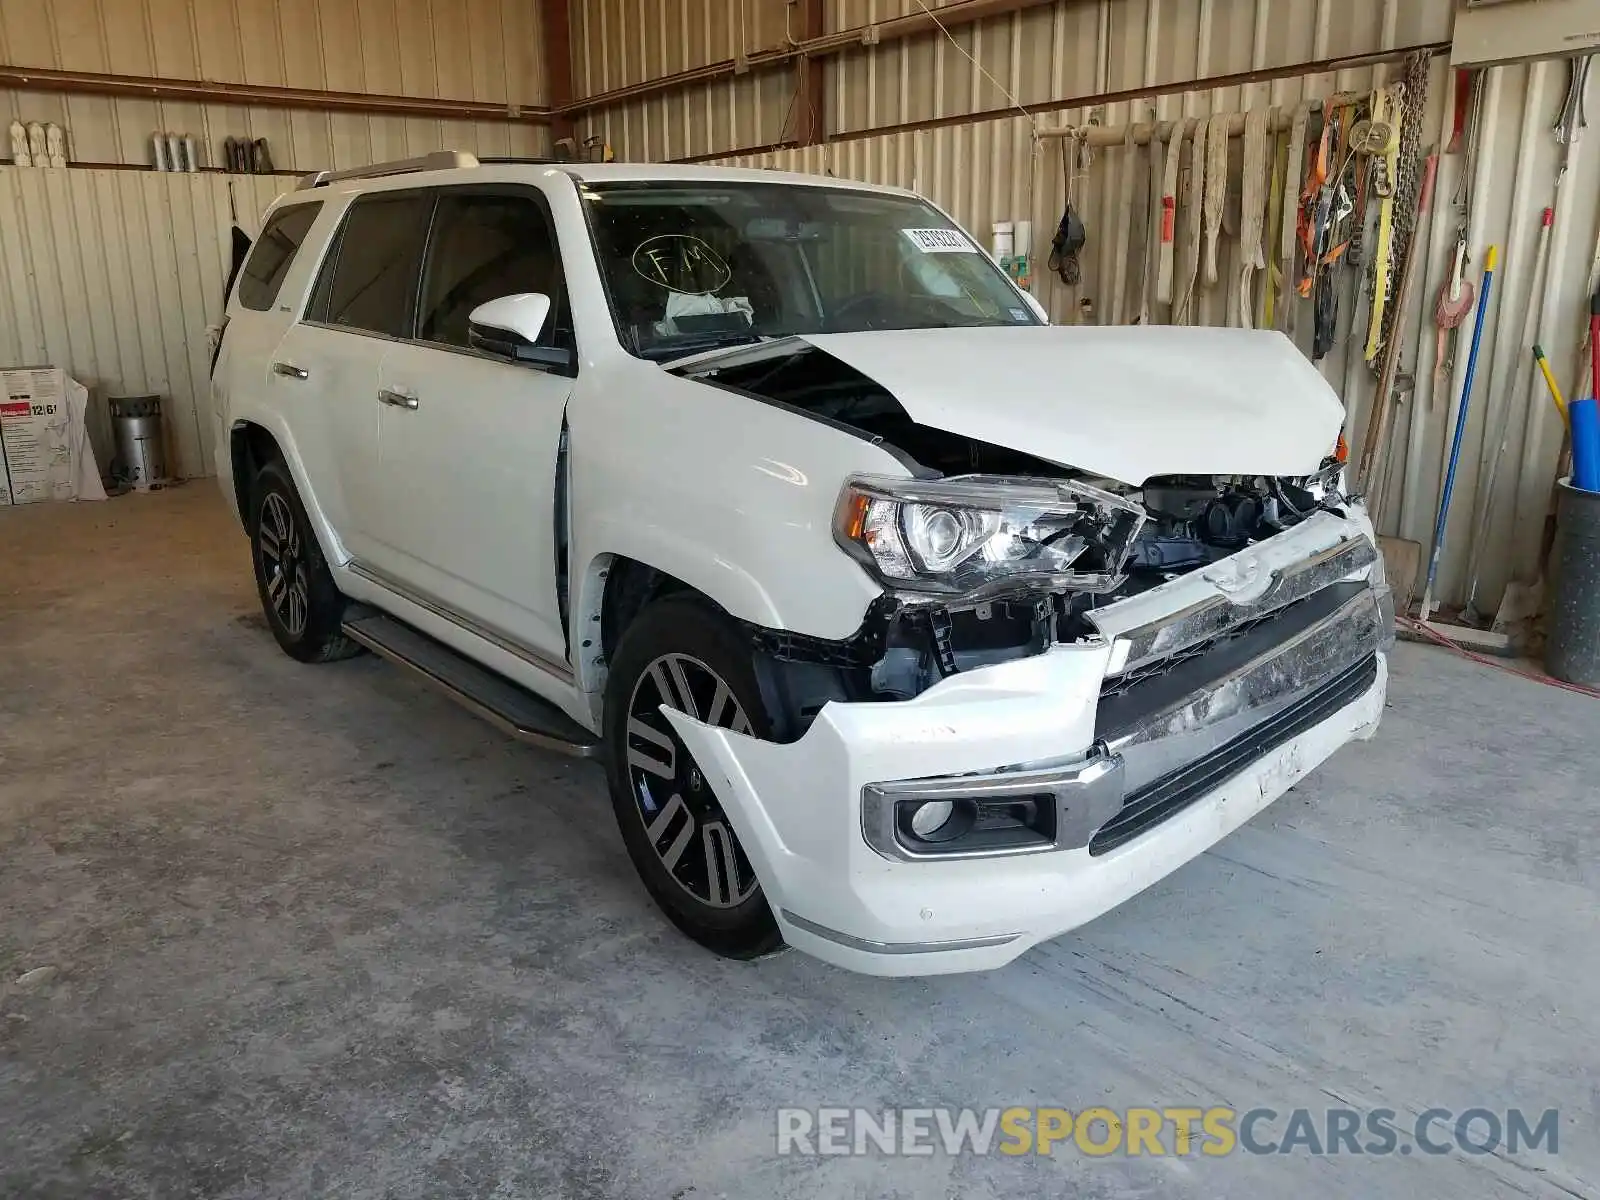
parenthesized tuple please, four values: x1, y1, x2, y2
(2, 368, 76, 504)
(0, 368, 103, 504)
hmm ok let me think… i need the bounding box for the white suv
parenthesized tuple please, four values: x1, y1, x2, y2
(213, 151, 1391, 976)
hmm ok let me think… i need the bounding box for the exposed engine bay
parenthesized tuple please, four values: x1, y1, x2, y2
(681, 344, 1353, 735)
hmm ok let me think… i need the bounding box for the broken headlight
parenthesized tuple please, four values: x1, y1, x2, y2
(835, 475, 1147, 599)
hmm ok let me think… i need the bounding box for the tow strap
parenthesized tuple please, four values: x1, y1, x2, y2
(1112, 122, 1137, 323)
(1139, 123, 1165, 324)
(1174, 117, 1208, 325)
(1157, 118, 1189, 307)
(1238, 107, 1270, 328)
(1202, 112, 1231, 290)
(1278, 101, 1315, 332)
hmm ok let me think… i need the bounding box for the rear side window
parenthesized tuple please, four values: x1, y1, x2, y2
(310, 193, 433, 337)
(418, 193, 564, 348)
(237, 203, 321, 311)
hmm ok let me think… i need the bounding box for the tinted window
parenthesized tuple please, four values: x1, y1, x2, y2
(237, 203, 321, 311)
(317, 194, 433, 337)
(418, 193, 564, 348)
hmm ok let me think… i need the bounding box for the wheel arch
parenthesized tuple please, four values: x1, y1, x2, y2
(227, 415, 348, 566)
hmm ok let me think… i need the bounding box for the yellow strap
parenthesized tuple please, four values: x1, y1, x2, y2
(1364, 86, 1403, 364)
(1262, 125, 1287, 329)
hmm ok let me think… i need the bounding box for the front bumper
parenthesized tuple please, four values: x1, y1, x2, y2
(666, 511, 1390, 976)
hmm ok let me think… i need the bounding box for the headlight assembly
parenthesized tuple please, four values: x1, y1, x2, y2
(835, 474, 1146, 599)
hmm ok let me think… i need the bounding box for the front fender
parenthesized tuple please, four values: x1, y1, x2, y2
(568, 364, 909, 647)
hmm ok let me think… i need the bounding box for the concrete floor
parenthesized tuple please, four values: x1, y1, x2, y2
(1, 487, 1596, 1199)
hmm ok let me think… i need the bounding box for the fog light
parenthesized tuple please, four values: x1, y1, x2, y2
(909, 800, 956, 839)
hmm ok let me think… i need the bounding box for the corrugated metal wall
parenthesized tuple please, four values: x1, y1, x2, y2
(0, 0, 549, 171)
(0, 166, 287, 480)
(572, 0, 1600, 613)
(570, 0, 796, 160)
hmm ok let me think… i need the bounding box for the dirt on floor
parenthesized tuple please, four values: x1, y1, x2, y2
(1, 486, 1596, 1199)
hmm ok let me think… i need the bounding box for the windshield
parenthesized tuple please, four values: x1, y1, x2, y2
(580, 181, 1040, 360)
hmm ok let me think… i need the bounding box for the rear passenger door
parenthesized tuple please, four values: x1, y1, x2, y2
(274, 191, 433, 563)
(369, 186, 576, 665)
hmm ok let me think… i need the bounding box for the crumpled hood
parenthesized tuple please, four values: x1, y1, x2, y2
(675, 325, 1346, 485)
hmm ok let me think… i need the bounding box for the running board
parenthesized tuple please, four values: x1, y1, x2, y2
(341, 612, 602, 759)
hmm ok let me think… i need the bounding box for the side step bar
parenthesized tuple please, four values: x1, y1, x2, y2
(342, 611, 602, 759)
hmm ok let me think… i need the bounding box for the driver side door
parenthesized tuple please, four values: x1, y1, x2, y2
(368, 185, 576, 666)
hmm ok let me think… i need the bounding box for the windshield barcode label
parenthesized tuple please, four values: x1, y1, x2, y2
(902, 228, 977, 253)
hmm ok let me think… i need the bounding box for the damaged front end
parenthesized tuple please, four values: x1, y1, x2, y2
(748, 462, 1364, 727)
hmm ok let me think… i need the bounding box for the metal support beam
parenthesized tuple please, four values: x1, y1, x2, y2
(795, 0, 828, 146)
(541, 0, 577, 146)
(0, 65, 550, 124)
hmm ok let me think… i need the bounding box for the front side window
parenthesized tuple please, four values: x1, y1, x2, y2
(237, 202, 321, 311)
(311, 193, 433, 337)
(581, 181, 1038, 360)
(418, 193, 565, 349)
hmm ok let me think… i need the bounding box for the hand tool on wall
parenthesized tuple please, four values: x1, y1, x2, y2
(1533, 344, 1569, 424)
(1421, 247, 1500, 622)
(1433, 244, 1476, 401)
(1156, 117, 1188, 307)
(1356, 151, 1439, 505)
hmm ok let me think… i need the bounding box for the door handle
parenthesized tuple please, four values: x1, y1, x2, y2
(272, 361, 309, 380)
(378, 388, 419, 411)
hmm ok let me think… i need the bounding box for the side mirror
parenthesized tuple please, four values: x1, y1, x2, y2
(1020, 291, 1049, 324)
(468, 293, 574, 372)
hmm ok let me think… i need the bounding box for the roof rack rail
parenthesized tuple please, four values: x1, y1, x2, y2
(297, 150, 479, 190)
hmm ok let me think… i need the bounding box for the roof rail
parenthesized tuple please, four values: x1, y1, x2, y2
(296, 150, 479, 190)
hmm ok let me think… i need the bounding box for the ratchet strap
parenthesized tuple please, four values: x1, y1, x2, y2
(1157, 118, 1189, 307)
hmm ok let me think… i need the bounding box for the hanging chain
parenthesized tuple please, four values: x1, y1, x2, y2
(1379, 50, 1435, 349)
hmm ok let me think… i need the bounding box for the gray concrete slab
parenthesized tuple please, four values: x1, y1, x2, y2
(1, 487, 1595, 1199)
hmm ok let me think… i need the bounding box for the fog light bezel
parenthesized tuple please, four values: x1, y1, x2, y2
(861, 755, 1125, 862)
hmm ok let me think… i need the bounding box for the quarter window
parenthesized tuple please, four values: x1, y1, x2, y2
(237, 202, 321, 312)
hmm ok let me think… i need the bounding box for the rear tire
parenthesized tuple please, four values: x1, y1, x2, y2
(250, 458, 361, 664)
(603, 594, 783, 960)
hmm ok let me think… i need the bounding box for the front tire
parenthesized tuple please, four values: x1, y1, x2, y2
(250, 459, 360, 664)
(603, 594, 782, 960)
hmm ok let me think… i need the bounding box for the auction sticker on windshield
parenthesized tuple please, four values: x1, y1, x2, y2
(902, 228, 977, 253)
